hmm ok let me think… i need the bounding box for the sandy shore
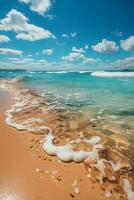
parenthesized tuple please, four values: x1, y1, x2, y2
(0, 89, 106, 200)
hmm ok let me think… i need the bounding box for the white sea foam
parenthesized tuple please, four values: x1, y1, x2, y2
(22, 118, 43, 125)
(43, 133, 103, 163)
(123, 179, 134, 200)
(79, 71, 90, 73)
(72, 180, 80, 194)
(84, 136, 101, 145)
(91, 71, 134, 77)
(11, 77, 25, 83)
(109, 161, 123, 171)
(0, 192, 19, 200)
(95, 159, 106, 176)
(74, 187, 80, 194)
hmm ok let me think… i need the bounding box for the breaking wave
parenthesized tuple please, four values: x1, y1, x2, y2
(91, 71, 134, 77)
(45, 71, 91, 74)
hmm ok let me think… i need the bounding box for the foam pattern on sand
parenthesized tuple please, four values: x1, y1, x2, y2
(1, 78, 134, 200)
(43, 133, 103, 162)
(123, 179, 134, 200)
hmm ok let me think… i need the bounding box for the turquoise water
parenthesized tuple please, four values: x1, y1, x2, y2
(0, 70, 134, 136)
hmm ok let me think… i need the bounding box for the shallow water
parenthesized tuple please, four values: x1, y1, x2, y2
(0, 70, 134, 137)
(1, 71, 134, 199)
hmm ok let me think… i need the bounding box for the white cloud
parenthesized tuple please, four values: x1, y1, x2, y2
(62, 34, 69, 38)
(92, 39, 119, 53)
(19, 0, 52, 15)
(0, 48, 23, 55)
(72, 47, 86, 53)
(121, 35, 134, 51)
(62, 52, 84, 61)
(71, 32, 77, 38)
(42, 48, 53, 55)
(103, 56, 134, 70)
(8, 57, 33, 63)
(45, 14, 56, 20)
(0, 9, 54, 41)
(62, 48, 99, 65)
(37, 59, 48, 63)
(115, 56, 134, 68)
(3, 57, 60, 70)
(0, 35, 10, 42)
(111, 29, 122, 37)
(83, 57, 99, 64)
(62, 32, 77, 39)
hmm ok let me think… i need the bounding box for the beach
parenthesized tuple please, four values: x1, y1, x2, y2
(0, 0, 134, 199)
(0, 75, 134, 200)
(0, 89, 104, 200)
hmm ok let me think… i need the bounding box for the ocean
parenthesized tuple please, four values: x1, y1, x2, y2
(0, 70, 134, 137)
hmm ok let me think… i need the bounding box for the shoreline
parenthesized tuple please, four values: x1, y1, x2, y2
(0, 79, 134, 200)
(0, 89, 103, 200)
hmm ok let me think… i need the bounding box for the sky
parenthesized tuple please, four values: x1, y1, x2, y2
(0, 0, 134, 71)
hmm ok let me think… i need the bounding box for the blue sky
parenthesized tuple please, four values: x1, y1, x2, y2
(0, 0, 134, 71)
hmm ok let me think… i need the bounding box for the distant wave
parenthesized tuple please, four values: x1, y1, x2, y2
(91, 71, 134, 77)
(45, 71, 91, 74)
(46, 71, 68, 74)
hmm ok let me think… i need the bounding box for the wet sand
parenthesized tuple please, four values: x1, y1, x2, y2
(0, 90, 104, 200)
(0, 79, 134, 200)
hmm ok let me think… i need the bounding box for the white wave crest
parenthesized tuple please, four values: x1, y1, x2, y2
(46, 71, 69, 74)
(45, 71, 90, 74)
(91, 71, 134, 77)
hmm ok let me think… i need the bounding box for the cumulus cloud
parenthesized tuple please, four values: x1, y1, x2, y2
(62, 52, 84, 61)
(0, 35, 10, 42)
(121, 35, 134, 51)
(62, 32, 77, 39)
(92, 39, 119, 53)
(62, 48, 99, 65)
(42, 48, 53, 55)
(0, 48, 23, 55)
(19, 0, 52, 15)
(115, 56, 134, 68)
(72, 47, 86, 53)
(0, 9, 54, 41)
(61, 52, 81, 62)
